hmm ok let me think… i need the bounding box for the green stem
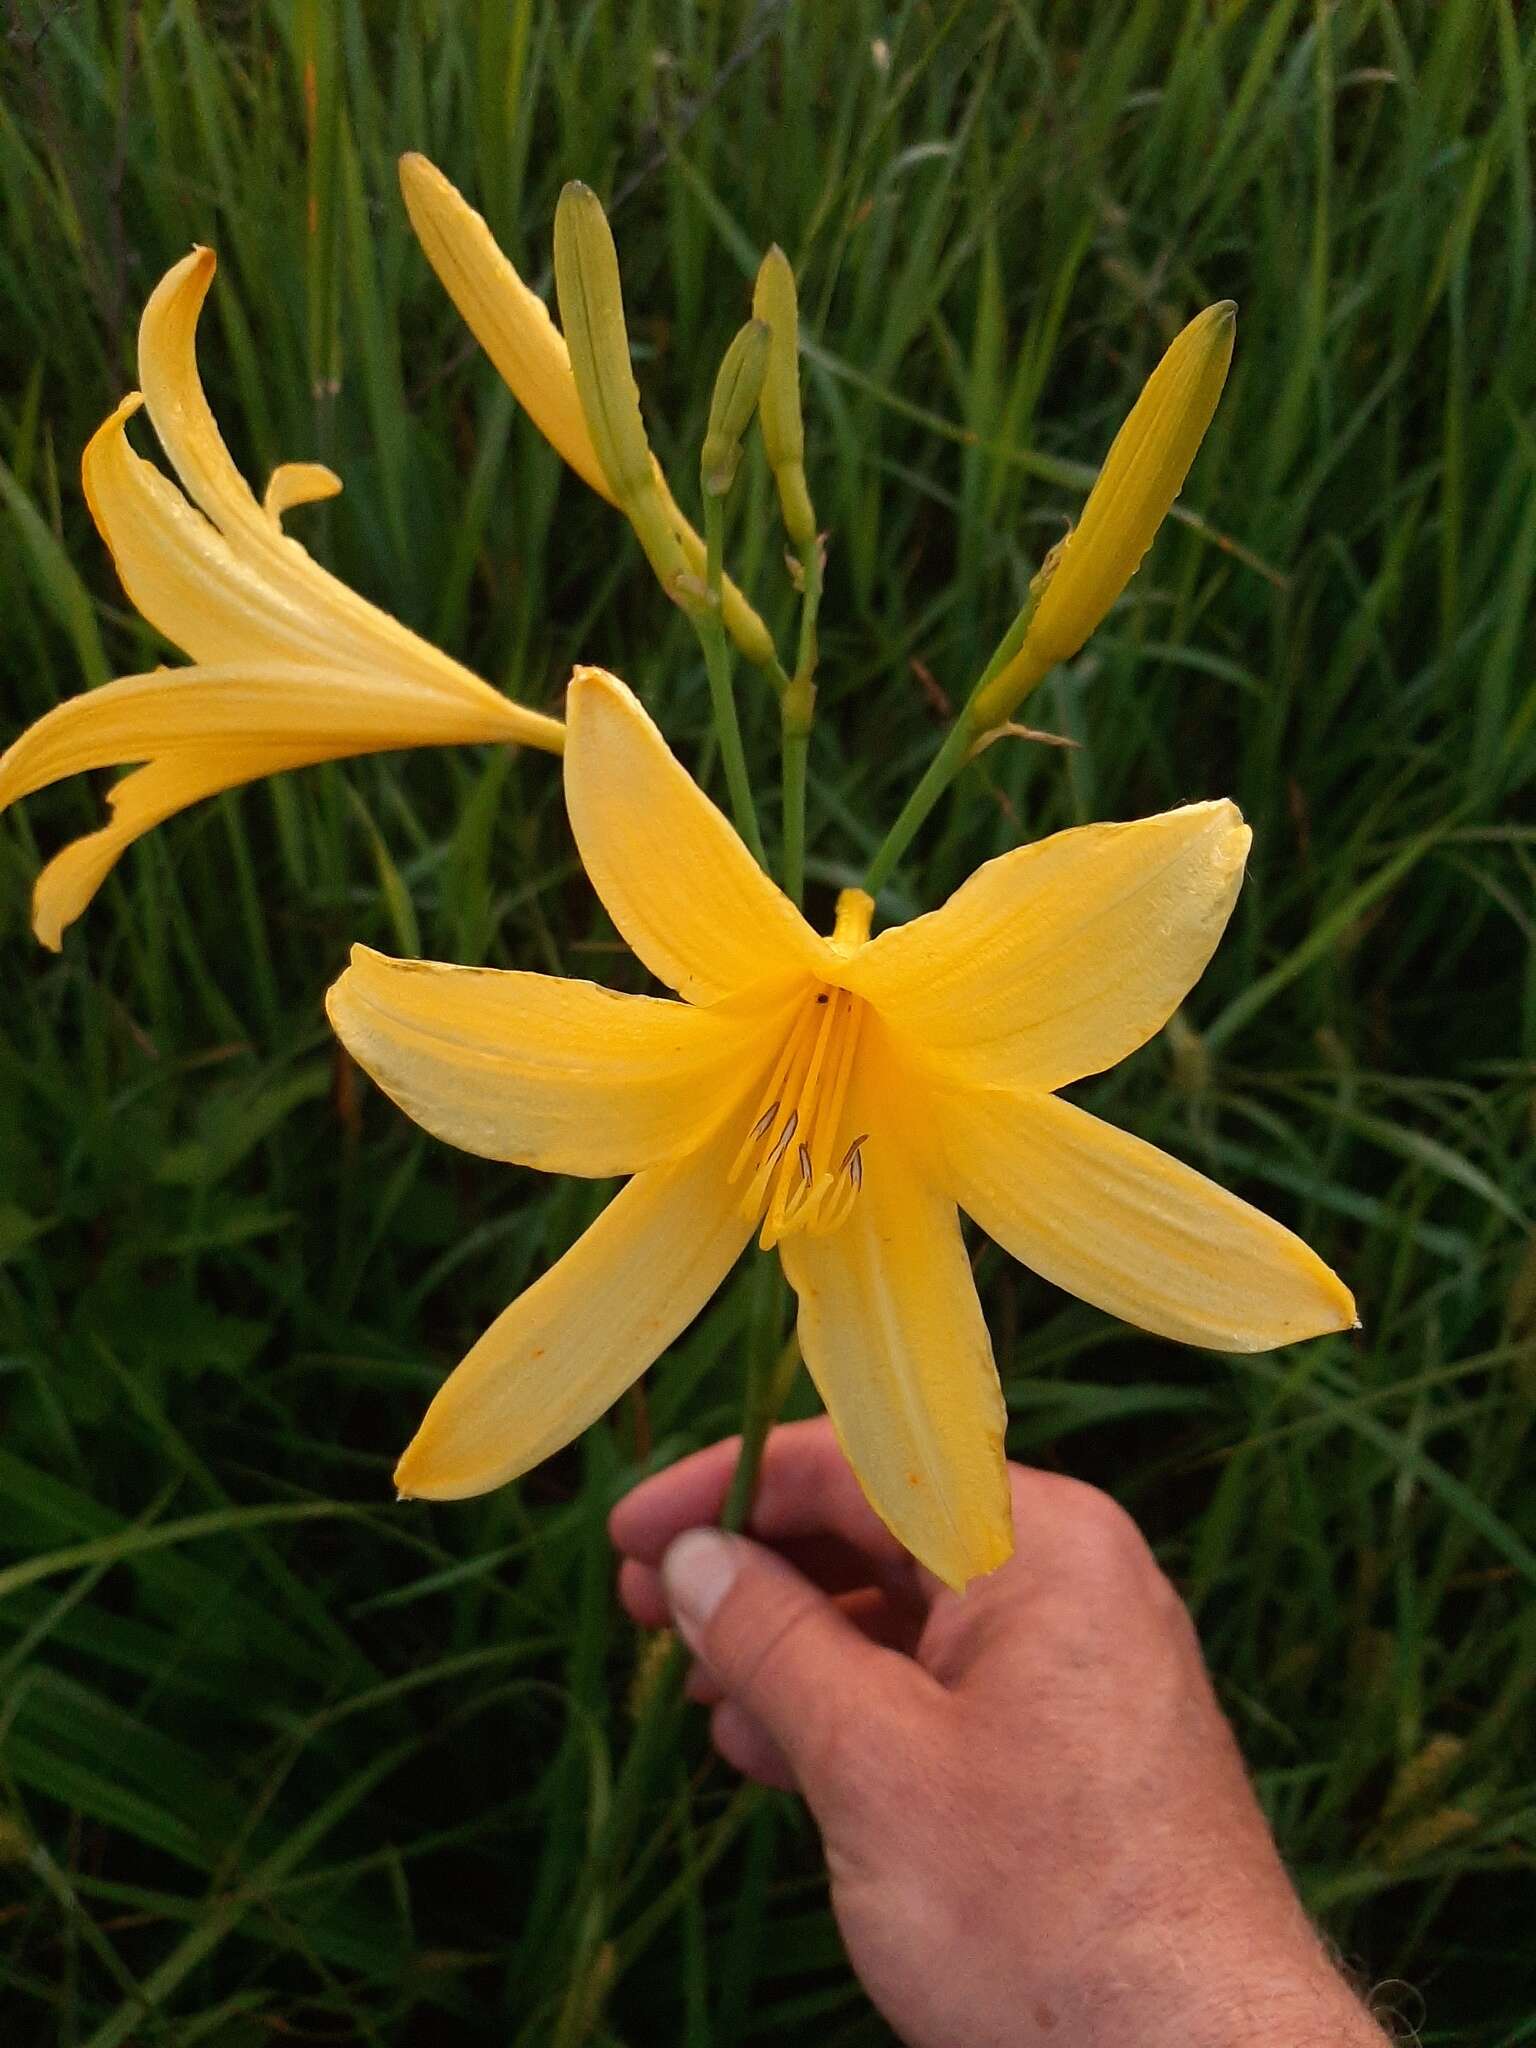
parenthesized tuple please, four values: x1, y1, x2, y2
(861, 711, 977, 896)
(780, 712, 809, 907)
(570, 1267, 792, 2013)
(723, 1263, 793, 1530)
(861, 573, 1051, 896)
(793, 536, 822, 686)
(697, 493, 766, 867)
(779, 535, 821, 906)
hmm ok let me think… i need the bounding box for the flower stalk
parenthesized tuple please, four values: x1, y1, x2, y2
(689, 322, 773, 864)
(697, 489, 766, 866)
(753, 245, 820, 904)
(779, 550, 819, 906)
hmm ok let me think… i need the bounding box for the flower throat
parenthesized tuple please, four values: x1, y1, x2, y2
(729, 984, 869, 1248)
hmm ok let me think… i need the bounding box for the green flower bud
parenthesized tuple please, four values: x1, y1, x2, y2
(752, 245, 817, 548)
(702, 320, 771, 497)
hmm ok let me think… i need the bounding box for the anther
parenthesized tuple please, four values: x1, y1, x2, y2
(797, 1143, 814, 1186)
(766, 1111, 798, 1167)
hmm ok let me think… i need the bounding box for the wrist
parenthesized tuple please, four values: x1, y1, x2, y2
(1073, 1928, 1385, 2048)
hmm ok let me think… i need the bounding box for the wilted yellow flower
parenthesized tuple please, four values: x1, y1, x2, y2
(398, 153, 776, 668)
(0, 248, 562, 949)
(327, 667, 1355, 1590)
(971, 302, 1237, 728)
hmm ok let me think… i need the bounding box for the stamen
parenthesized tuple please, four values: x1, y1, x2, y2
(766, 1111, 799, 1168)
(733, 984, 872, 1242)
(814, 1134, 867, 1234)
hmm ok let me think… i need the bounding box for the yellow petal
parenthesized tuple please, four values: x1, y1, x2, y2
(564, 667, 830, 1004)
(264, 462, 343, 522)
(398, 153, 613, 501)
(973, 303, 1236, 725)
(0, 662, 539, 804)
(845, 802, 1249, 1091)
(84, 395, 538, 718)
(400, 155, 777, 671)
(27, 745, 316, 951)
(328, 943, 777, 1177)
(778, 1041, 1013, 1591)
(1, 663, 545, 948)
(83, 396, 332, 668)
(940, 1083, 1358, 1351)
(136, 248, 270, 543)
(394, 1115, 754, 1499)
(119, 252, 545, 724)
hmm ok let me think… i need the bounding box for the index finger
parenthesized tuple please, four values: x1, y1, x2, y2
(609, 1416, 931, 1597)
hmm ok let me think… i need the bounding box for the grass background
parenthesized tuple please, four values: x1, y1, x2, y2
(1, 0, 1534, 2039)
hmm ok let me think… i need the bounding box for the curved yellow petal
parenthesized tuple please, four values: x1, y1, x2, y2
(120, 251, 540, 718)
(973, 302, 1236, 725)
(845, 802, 1248, 1092)
(83, 396, 333, 668)
(394, 1114, 755, 1499)
(264, 461, 343, 522)
(1, 663, 549, 949)
(328, 943, 777, 1177)
(85, 395, 533, 717)
(398, 153, 613, 500)
(778, 1035, 1013, 1590)
(941, 1083, 1358, 1351)
(564, 667, 830, 1004)
(136, 247, 270, 542)
(0, 661, 544, 805)
(27, 744, 315, 951)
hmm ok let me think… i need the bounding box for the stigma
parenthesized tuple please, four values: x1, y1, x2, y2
(729, 984, 868, 1248)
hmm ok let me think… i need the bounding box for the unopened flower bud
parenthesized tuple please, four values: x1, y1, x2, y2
(702, 320, 771, 497)
(554, 182, 697, 605)
(752, 245, 817, 548)
(971, 302, 1236, 729)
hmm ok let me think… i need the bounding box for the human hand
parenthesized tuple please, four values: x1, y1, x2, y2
(611, 1418, 1386, 2048)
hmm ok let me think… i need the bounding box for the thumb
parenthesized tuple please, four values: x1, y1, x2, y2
(661, 1526, 913, 1794)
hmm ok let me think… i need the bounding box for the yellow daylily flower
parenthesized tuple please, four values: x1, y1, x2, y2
(398, 153, 776, 669)
(0, 246, 563, 949)
(326, 666, 1355, 1590)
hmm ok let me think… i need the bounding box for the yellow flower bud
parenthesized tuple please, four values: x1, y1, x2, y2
(398, 153, 611, 501)
(553, 182, 696, 605)
(752, 245, 816, 548)
(702, 320, 771, 497)
(971, 302, 1236, 729)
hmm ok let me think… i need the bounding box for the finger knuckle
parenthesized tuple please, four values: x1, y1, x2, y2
(1053, 1478, 1151, 1574)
